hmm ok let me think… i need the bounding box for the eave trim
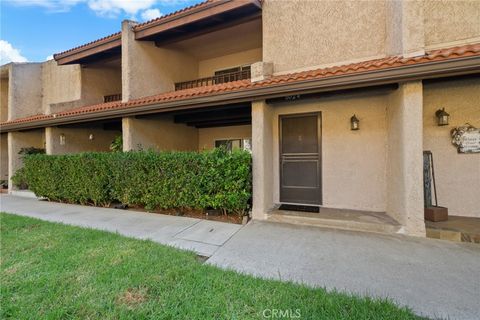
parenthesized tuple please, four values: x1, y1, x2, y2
(2, 55, 479, 132)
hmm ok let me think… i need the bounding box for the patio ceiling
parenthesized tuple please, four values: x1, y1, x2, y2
(136, 102, 252, 128)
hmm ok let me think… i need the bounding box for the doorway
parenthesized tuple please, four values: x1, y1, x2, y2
(279, 112, 322, 205)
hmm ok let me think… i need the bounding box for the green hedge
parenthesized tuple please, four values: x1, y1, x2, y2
(13, 149, 251, 214)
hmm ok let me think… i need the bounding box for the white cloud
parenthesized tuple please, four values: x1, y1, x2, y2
(5, 0, 191, 18)
(140, 8, 162, 21)
(88, 0, 157, 17)
(0, 40, 28, 65)
(46, 55, 54, 61)
(4, 0, 84, 13)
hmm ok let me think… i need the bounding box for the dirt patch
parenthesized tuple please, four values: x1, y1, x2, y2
(117, 288, 148, 309)
(124, 206, 243, 224)
(196, 255, 209, 264)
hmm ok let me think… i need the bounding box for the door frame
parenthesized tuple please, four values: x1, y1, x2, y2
(278, 112, 322, 205)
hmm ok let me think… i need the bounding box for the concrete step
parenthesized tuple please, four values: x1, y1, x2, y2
(426, 216, 480, 244)
(267, 207, 402, 235)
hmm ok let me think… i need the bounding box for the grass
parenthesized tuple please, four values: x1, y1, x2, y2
(1, 213, 422, 319)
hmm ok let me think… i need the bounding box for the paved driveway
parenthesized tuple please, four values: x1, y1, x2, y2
(2, 195, 479, 319)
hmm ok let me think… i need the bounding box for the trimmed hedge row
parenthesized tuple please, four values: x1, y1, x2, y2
(13, 149, 251, 214)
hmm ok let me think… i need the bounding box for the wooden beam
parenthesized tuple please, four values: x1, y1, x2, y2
(187, 117, 251, 127)
(135, 0, 261, 40)
(154, 13, 261, 47)
(174, 108, 250, 123)
(195, 120, 251, 128)
(55, 38, 121, 65)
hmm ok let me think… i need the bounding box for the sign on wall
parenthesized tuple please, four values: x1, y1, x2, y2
(451, 124, 480, 153)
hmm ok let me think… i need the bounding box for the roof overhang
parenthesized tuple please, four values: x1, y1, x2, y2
(134, 0, 262, 45)
(53, 33, 122, 65)
(2, 54, 479, 133)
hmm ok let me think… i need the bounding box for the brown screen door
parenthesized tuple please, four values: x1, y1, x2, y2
(279, 113, 322, 205)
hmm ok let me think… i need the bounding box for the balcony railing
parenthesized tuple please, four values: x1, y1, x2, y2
(104, 93, 122, 103)
(175, 69, 251, 91)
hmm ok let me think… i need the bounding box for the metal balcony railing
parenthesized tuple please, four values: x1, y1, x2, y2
(175, 69, 251, 91)
(104, 93, 122, 103)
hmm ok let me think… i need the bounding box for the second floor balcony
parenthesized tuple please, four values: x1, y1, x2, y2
(175, 66, 251, 91)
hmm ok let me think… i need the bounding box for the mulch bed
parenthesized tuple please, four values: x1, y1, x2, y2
(123, 206, 243, 224)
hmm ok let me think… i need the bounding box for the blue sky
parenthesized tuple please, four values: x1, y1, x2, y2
(0, 0, 201, 64)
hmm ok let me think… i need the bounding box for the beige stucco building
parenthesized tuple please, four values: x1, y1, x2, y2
(1, 0, 479, 238)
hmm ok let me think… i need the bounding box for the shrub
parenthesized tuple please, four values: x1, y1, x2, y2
(13, 149, 252, 214)
(18, 147, 45, 155)
(110, 136, 123, 152)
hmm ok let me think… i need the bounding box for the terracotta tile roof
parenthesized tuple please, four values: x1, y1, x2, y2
(3, 43, 480, 127)
(53, 32, 122, 59)
(133, 0, 214, 31)
(52, 0, 213, 59)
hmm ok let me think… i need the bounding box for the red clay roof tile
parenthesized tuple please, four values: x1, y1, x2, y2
(4, 43, 480, 127)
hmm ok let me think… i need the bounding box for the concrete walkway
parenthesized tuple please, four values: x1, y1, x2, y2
(208, 221, 480, 320)
(0, 195, 242, 257)
(2, 195, 479, 319)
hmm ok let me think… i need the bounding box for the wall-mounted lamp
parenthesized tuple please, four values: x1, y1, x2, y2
(350, 114, 360, 131)
(435, 108, 449, 126)
(59, 134, 66, 146)
(89, 134, 94, 141)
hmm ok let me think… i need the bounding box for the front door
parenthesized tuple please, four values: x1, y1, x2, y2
(279, 113, 322, 205)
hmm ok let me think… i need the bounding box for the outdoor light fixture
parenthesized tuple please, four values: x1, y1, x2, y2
(435, 108, 449, 126)
(350, 114, 360, 130)
(89, 134, 94, 141)
(59, 134, 66, 145)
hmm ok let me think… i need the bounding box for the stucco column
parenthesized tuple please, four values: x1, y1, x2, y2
(0, 133, 8, 183)
(387, 81, 425, 236)
(386, 0, 425, 57)
(251, 100, 274, 220)
(122, 117, 136, 151)
(7, 130, 45, 191)
(121, 20, 137, 102)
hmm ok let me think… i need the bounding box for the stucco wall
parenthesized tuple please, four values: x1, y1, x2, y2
(424, 0, 480, 48)
(198, 125, 252, 150)
(41, 60, 82, 114)
(8, 129, 45, 191)
(8, 63, 42, 121)
(122, 116, 198, 151)
(1, 78, 8, 122)
(198, 48, 262, 78)
(81, 65, 122, 105)
(270, 92, 389, 212)
(262, 0, 386, 73)
(122, 21, 198, 100)
(45, 126, 120, 155)
(423, 77, 480, 218)
(0, 133, 8, 182)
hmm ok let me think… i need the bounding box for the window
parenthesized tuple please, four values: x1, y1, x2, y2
(215, 139, 252, 152)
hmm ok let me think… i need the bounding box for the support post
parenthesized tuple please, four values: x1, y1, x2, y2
(251, 100, 274, 220)
(387, 81, 425, 236)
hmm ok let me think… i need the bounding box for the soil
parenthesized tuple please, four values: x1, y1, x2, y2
(122, 205, 243, 225)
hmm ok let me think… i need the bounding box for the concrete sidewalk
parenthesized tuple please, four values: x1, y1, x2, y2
(208, 221, 480, 320)
(0, 195, 242, 257)
(2, 195, 480, 319)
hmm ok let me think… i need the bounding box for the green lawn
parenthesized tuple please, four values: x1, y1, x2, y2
(0, 213, 422, 319)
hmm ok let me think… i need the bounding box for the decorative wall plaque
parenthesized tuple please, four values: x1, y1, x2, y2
(451, 124, 480, 153)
